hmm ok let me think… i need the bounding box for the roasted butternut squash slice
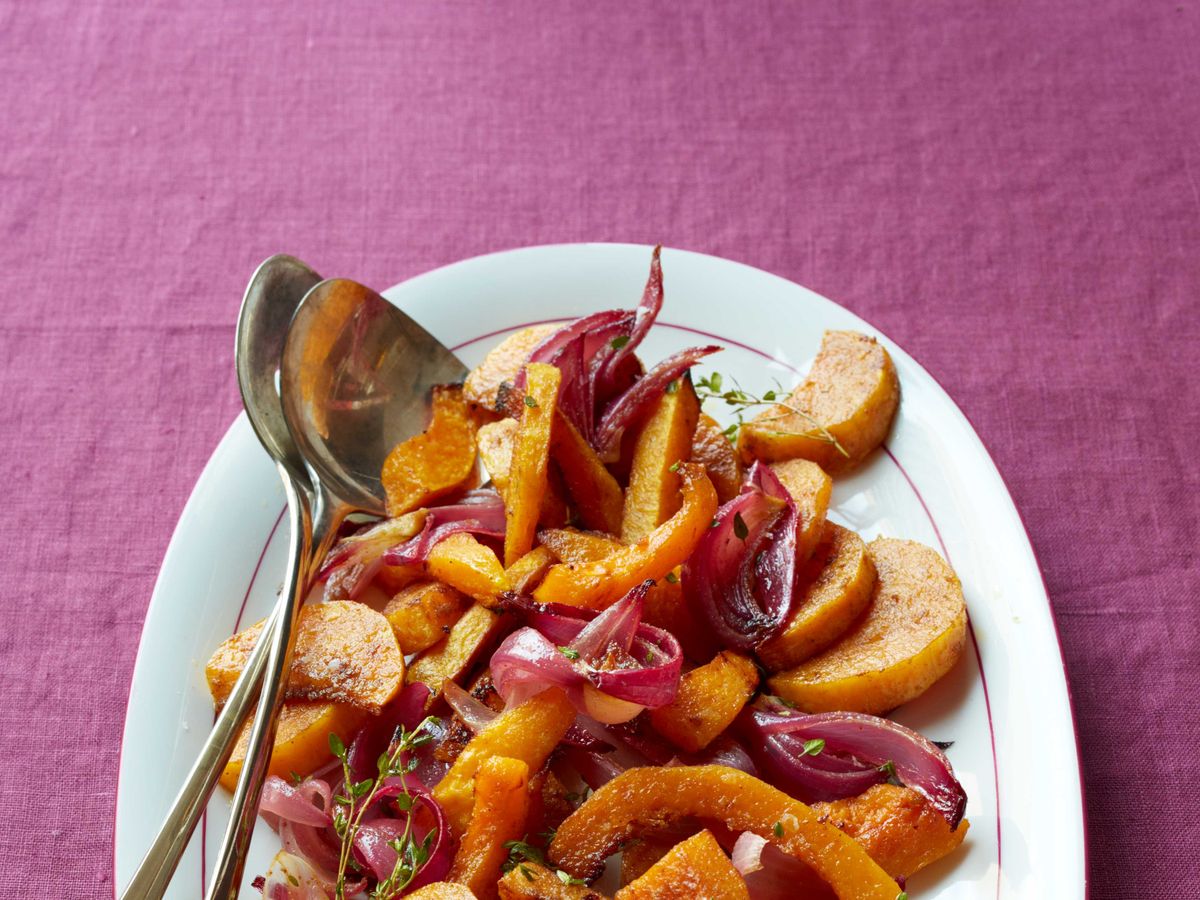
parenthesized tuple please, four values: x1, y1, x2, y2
(449, 757, 532, 899)
(207, 601, 404, 713)
(547, 765, 899, 898)
(537, 528, 622, 564)
(739, 331, 899, 474)
(498, 863, 608, 900)
(533, 463, 718, 610)
(769, 538, 966, 713)
(479, 418, 569, 530)
(464, 323, 562, 413)
(219, 701, 366, 790)
(434, 688, 575, 835)
(407, 883, 480, 900)
(648, 651, 759, 753)
(756, 523, 876, 672)
(615, 830, 748, 900)
(382, 384, 478, 515)
(505, 545, 558, 594)
(505, 363, 561, 565)
(384, 581, 468, 655)
(551, 413, 625, 535)
(620, 377, 700, 543)
(427, 532, 510, 607)
(813, 783, 969, 880)
(691, 414, 744, 504)
(769, 458, 832, 565)
(407, 602, 507, 699)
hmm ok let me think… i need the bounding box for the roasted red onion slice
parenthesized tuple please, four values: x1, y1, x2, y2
(258, 851, 337, 900)
(741, 697, 968, 828)
(684, 462, 799, 650)
(381, 488, 505, 567)
(592, 345, 721, 459)
(443, 679, 500, 733)
(346, 682, 433, 786)
(490, 582, 683, 723)
(259, 776, 333, 828)
(351, 775, 453, 891)
(602, 245, 663, 386)
(729, 832, 834, 900)
(320, 489, 505, 600)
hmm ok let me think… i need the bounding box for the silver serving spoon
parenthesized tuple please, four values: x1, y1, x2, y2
(205, 277, 468, 899)
(119, 255, 322, 900)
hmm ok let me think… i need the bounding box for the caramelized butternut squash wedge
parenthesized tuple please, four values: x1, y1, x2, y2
(464, 323, 561, 414)
(615, 830, 748, 900)
(407, 603, 507, 699)
(551, 413, 625, 535)
(407, 883, 480, 900)
(770, 458, 832, 565)
(449, 757, 532, 899)
(547, 765, 899, 898)
(620, 378, 700, 543)
(533, 464, 718, 610)
(505, 363, 561, 566)
(427, 532, 509, 607)
(648, 652, 759, 753)
(691, 414, 744, 504)
(506, 546, 558, 594)
(219, 701, 366, 790)
(757, 523, 876, 672)
(384, 581, 468, 655)
(538, 528, 622, 564)
(769, 538, 966, 714)
(479, 419, 569, 530)
(498, 863, 608, 900)
(813, 783, 969, 880)
(207, 601, 404, 713)
(383, 385, 478, 515)
(642, 570, 711, 662)
(434, 688, 575, 835)
(739, 331, 899, 474)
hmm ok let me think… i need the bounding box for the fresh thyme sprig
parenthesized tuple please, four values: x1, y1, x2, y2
(328, 717, 441, 900)
(693, 371, 849, 459)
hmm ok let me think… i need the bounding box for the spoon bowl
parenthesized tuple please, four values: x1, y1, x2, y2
(281, 277, 469, 517)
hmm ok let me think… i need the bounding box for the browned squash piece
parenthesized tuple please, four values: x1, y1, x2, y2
(814, 783, 969, 880)
(382, 384, 478, 515)
(207, 601, 404, 713)
(551, 413, 625, 535)
(506, 545, 558, 594)
(757, 523, 876, 672)
(407, 603, 507, 699)
(498, 862, 609, 900)
(615, 830, 748, 900)
(449, 757, 532, 899)
(619, 834, 678, 886)
(648, 651, 759, 753)
(642, 570, 711, 662)
(427, 532, 510, 607)
(769, 458, 832, 565)
(538, 528, 622, 564)
(769, 538, 966, 714)
(548, 765, 899, 898)
(691, 414, 744, 504)
(407, 883, 480, 900)
(739, 331, 899, 474)
(375, 562, 424, 595)
(505, 363, 561, 566)
(533, 464, 718, 610)
(434, 688, 575, 835)
(620, 378, 700, 543)
(219, 701, 366, 790)
(384, 581, 468, 655)
(464, 323, 562, 413)
(479, 419, 569, 529)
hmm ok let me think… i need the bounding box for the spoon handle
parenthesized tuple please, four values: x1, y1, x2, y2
(203, 478, 336, 900)
(118, 603, 281, 899)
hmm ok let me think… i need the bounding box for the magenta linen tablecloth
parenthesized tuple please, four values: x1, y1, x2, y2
(2, 0, 1196, 895)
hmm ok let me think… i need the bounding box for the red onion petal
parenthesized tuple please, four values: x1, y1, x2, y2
(743, 701, 968, 828)
(259, 776, 333, 827)
(443, 680, 500, 733)
(592, 345, 721, 458)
